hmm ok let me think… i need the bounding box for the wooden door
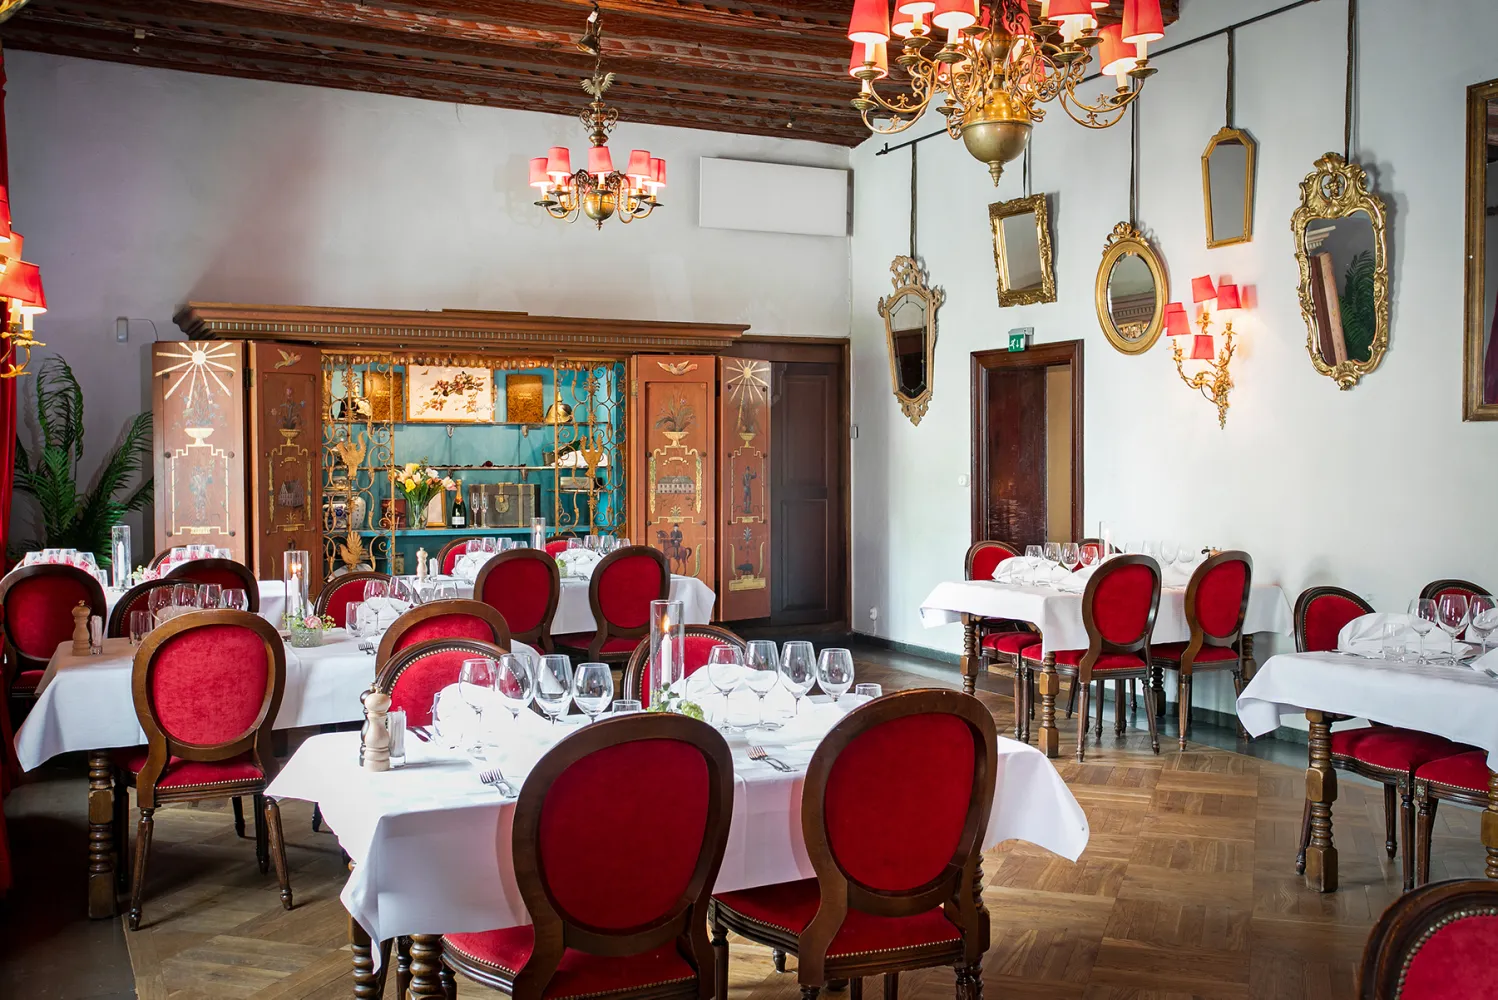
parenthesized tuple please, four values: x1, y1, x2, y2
(151, 340, 249, 564)
(628, 355, 717, 596)
(718, 358, 771, 620)
(249, 343, 324, 585)
(771, 360, 846, 626)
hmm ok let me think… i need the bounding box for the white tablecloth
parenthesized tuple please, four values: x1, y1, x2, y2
(13, 632, 537, 771)
(919, 580, 1293, 655)
(268, 717, 1089, 952)
(105, 579, 287, 629)
(407, 573, 716, 635)
(1237, 651, 1498, 770)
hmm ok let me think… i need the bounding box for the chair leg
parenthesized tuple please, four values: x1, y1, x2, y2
(128, 808, 154, 931)
(1151, 665, 1167, 720)
(802, 988, 822, 1000)
(396, 936, 412, 1000)
(1093, 679, 1104, 739)
(232, 796, 246, 838)
(1129, 679, 1138, 714)
(773, 949, 787, 973)
(1177, 675, 1191, 750)
(713, 917, 730, 1000)
(253, 792, 269, 875)
(1076, 681, 1090, 763)
(1027, 669, 1035, 721)
(1417, 795, 1438, 886)
(1383, 784, 1398, 859)
(1139, 674, 1160, 754)
(1401, 781, 1417, 891)
(311, 802, 323, 833)
(850, 979, 864, 1000)
(265, 797, 293, 910)
(1114, 679, 1126, 736)
(884, 972, 900, 1000)
(1296, 798, 1311, 874)
(955, 962, 984, 1000)
(439, 965, 457, 1000)
(1064, 675, 1078, 719)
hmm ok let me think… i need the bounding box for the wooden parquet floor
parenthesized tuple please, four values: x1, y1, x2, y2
(118, 657, 1488, 1000)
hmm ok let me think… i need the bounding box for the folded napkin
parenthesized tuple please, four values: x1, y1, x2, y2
(1160, 558, 1200, 589)
(1054, 564, 1099, 594)
(358, 596, 412, 635)
(431, 684, 566, 776)
(556, 548, 602, 580)
(675, 662, 753, 702)
(452, 551, 490, 583)
(992, 556, 1063, 586)
(1471, 647, 1498, 676)
(761, 698, 852, 745)
(1338, 613, 1459, 656)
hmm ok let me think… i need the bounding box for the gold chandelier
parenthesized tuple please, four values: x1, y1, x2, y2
(848, 0, 1167, 183)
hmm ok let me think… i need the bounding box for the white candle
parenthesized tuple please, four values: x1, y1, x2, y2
(661, 612, 674, 686)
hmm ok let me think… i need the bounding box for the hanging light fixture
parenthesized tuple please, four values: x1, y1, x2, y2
(528, 3, 664, 229)
(847, 0, 1167, 183)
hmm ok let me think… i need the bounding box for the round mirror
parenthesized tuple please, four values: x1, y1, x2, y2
(1096, 222, 1168, 355)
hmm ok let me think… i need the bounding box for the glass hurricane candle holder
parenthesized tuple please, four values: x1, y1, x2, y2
(531, 516, 547, 550)
(649, 599, 685, 708)
(283, 549, 310, 623)
(110, 524, 132, 590)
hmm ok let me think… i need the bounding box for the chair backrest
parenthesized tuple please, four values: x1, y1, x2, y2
(1420, 579, 1489, 603)
(375, 637, 510, 725)
(148, 544, 189, 570)
(166, 559, 259, 611)
(1184, 550, 1253, 649)
(544, 539, 570, 558)
(106, 579, 176, 638)
(0, 564, 108, 669)
(797, 689, 996, 984)
(1294, 586, 1374, 653)
(437, 537, 479, 576)
(621, 624, 746, 706)
(1079, 555, 1161, 671)
(130, 611, 286, 807)
(374, 599, 511, 669)
(964, 540, 1018, 582)
(313, 570, 392, 622)
(473, 549, 561, 650)
(507, 713, 731, 997)
(1357, 878, 1498, 999)
(588, 546, 671, 640)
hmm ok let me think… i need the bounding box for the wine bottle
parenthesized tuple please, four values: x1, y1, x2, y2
(450, 480, 467, 528)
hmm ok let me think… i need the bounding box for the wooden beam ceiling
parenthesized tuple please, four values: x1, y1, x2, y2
(1, 1, 1181, 146)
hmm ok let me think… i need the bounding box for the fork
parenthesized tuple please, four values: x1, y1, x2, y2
(478, 768, 517, 796)
(748, 746, 792, 772)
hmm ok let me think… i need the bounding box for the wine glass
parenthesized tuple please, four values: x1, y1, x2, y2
(172, 583, 200, 608)
(1160, 541, 1180, 566)
(221, 588, 248, 612)
(706, 645, 743, 730)
(1079, 543, 1102, 570)
(1060, 542, 1081, 573)
(744, 640, 781, 729)
(363, 579, 390, 602)
(493, 653, 534, 727)
(1043, 542, 1062, 567)
(533, 654, 573, 724)
(1469, 595, 1498, 656)
(459, 657, 498, 752)
(430, 692, 463, 751)
(1023, 545, 1045, 586)
(779, 641, 816, 717)
(148, 585, 173, 617)
(816, 648, 855, 702)
(572, 662, 614, 723)
(1408, 599, 1438, 665)
(1437, 593, 1471, 663)
(433, 581, 459, 601)
(344, 600, 363, 638)
(197, 583, 222, 609)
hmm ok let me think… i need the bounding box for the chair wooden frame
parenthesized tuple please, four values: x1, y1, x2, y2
(621, 624, 747, 704)
(965, 541, 1037, 724)
(436, 536, 480, 575)
(0, 564, 108, 710)
(1021, 555, 1162, 760)
(374, 636, 513, 704)
(1411, 762, 1491, 887)
(439, 713, 734, 1000)
(710, 690, 996, 1000)
(556, 546, 671, 664)
(1357, 878, 1498, 998)
(165, 558, 260, 611)
(473, 549, 562, 653)
(1151, 550, 1253, 751)
(374, 599, 512, 668)
(313, 570, 392, 617)
(105, 579, 176, 638)
(1419, 578, 1490, 601)
(122, 610, 291, 929)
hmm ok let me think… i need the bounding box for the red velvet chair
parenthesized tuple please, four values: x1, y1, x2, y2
(115, 611, 292, 929)
(374, 600, 512, 669)
(474, 550, 562, 653)
(0, 564, 107, 714)
(1151, 550, 1253, 750)
(1291, 586, 1470, 885)
(437, 537, 480, 576)
(1411, 751, 1493, 886)
(1357, 878, 1498, 999)
(313, 570, 392, 624)
(545, 539, 570, 558)
(166, 558, 259, 612)
(967, 541, 1038, 737)
(554, 546, 671, 665)
(375, 637, 511, 726)
(621, 624, 746, 707)
(710, 690, 996, 1000)
(438, 712, 733, 1000)
(1020, 555, 1163, 759)
(1419, 578, 1490, 603)
(106, 579, 175, 638)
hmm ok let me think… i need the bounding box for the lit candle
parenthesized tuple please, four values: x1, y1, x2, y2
(660, 611, 674, 686)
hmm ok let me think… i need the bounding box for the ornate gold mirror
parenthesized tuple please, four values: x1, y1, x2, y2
(1202, 127, 1256, 247)
(1292, 153, 1389, 389)
(1096, 223, 1168, 355)
(1464, 78, 1498, 420)
(989, 194, 1056, 306)
(879, 255, 943, 425)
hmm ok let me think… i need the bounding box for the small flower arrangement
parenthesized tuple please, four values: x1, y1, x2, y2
(647, 688, 705, 721)
(285, 612, 337, 648)
(398, 461, 456, 529)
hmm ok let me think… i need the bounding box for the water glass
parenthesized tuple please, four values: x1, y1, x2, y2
(1381, 623, 1407, 662)
(221, 588, 248, 612)
(611, 699, 643, 715)
(779, 641, 816, 717)
(388, 709, 407, 768)
(534, 654, 574, 724)
(853, 682, 883, 699)
(430, 692, 463, 751)
(816, 648, 855, 702)
(172, 583, 200, 608)
(573, 662, 614, 722)
(706, 644, 744, 729)
(1408, 599, 1438, 664)
(198, 583, 222, 609)
(344, 600, 364, 637)
(1060, 542, 1081, 572)
(129, 609, 152, 645)
(744, 640, 781, 729)
(1469, 595, 1498, 655)
(1437, 593, 1471, 662)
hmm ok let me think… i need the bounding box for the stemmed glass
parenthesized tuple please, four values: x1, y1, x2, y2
(744, 640, 781, 730)
(1408, 599, 1438, 665)
(1469, 595, 1498, 657)
(1023, 545, 1045, 586)
(1079, 543, 1102, 570)
(780, 641, 817, 717)
(1043, 541, 1062, 567)
(1436, 594, 1471, 664)
(459, 657, 498, 752)
(494, 653, 534, 724)
(1060, 542, 1081, 573)
(148, 586, 173, 620)
(706, 644, 743, 730)
(363, 580, 390, 603)
(1160, 541, 1180, 567)
(172, 583, 199, 608)
(572, 662, 614, 723)
(533, 654, 573, 724)
(816, 648, 855, 702)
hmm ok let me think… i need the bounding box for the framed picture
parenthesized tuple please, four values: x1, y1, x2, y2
(406, 365, 495, 423)
(365, 369, 406, 422)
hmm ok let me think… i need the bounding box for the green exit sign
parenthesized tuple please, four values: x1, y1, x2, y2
(1008, 328, 1032, 352)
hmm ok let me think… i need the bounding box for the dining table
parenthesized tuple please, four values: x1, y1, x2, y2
(1236, 650, 1498, 892)
(266, 695, 1091, 999)
(402, 571, 717, 634)
(920, 576, 1293, 758)
(13, 628, 537, 918)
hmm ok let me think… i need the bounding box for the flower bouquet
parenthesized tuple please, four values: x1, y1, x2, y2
(397, 462, 456, 529)
(285, 612, 337, 648)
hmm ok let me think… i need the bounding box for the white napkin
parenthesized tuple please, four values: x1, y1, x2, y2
(1160, 559, 1200, 589)
(992, 557, 1062, 586)
(452, 552, 489, 584)
(358, 596, 412, 635)
(1054, 564, 1100, 594)
(556, 548, 602, 580)
(1338, 613, 1458, 656)
(431, 684, 566, 776)
(1471, 647, 1498, 677)
(763, 699, 852, 745)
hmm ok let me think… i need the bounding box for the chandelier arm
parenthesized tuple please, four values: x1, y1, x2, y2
(1057, 85, 1137, 129)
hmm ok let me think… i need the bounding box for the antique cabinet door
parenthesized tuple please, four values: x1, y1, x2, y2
(717, 358, 771, 620)
(627, 355, 717, 600)
(248, 343, 324, 585)
(151, 340, 250, 564)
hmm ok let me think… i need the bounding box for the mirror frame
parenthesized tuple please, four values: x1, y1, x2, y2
(1463, 78, 1498, 421)
(1095, 222, 1169, 355)
(1292, 152, 1390, 390)
(1201, 126, 1257, 248)
(878, 255, 944, 426)
(988, 193, 1057, 306)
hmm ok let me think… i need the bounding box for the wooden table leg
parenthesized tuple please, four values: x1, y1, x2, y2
(960, 615, 979, 696)
(407, 933, 446, 998)
(87, 749, 118, 918)
(1485, 768, 1498, 880)
(1037, 652, 1059, 759)
(1304, 710, 1339, 892)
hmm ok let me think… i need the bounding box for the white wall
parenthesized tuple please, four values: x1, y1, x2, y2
(3, 52, 851, 550)
(849, 0, 1498, 713)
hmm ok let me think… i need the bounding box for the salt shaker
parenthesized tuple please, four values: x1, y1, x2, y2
(88, 615, 104, 655)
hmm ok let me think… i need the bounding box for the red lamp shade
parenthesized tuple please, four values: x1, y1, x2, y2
(1190, 334, 1216, 362)
(529, 157, 551, 188)
(932, 0, 976, 31)
(896, 0, 936, 16)
(892, 8, 916, 36)
(1191, 275, 1217, 304)
(650, 158, 667, 188)
(1, 261, 46, 314)
(1047, 0, 1093, 21)
(1097, 24, 1138, 76)
(1164, 302, 1190, 338)
(1214, 282, 1241, 311)
(849, 0, 892, 44)
(0, 187, 11, 244)
(1123, 0, 1165, 44)
(849, 41, 890, 78)
(625, 149, 652, 181)
(546, 146, 572, 178)
(587, 146, 614, 176)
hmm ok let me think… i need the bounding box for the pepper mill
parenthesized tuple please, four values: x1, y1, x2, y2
(360, 688, 392, 772)
(71, 602, 92, 655)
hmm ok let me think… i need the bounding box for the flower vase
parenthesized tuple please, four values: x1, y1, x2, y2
(409, 504, 429, 530)
(289, 625, 324, 648)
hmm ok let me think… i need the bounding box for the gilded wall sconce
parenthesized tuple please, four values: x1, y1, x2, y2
(1165, 275, 1242, 428)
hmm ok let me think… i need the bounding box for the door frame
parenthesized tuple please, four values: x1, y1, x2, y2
(970, 340, 1084, 546)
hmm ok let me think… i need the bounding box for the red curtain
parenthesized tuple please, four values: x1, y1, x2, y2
(0, 44, 17, 898)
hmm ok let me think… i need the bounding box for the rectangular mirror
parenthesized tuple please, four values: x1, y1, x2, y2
(989, 194, 1056, 307)
(1202, 127, 1256, 248)
(1465, 79, 1498, 420)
